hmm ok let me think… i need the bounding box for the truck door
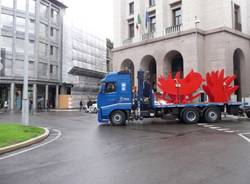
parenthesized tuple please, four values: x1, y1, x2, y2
(99, 81, 118, 108)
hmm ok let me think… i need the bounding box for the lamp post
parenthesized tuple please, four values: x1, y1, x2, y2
(22, 0, 30, 125)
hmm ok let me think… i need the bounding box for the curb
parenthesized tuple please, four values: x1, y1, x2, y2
(0, 127, 49, 155)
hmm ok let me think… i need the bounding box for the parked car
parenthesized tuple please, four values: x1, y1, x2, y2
(85, 100, 97, 113)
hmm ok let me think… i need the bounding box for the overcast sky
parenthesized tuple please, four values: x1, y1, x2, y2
(62, 0, 114, 41)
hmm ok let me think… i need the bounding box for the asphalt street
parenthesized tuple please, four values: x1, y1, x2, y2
(0, 112, 250, 184)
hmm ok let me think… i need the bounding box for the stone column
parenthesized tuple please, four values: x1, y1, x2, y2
(55, 85, 59, 109)
(45, 84, 48, 108)
(10, 83, 15, 110)
(33, 83, 37, 111)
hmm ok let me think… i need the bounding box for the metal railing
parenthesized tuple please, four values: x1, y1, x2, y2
(235, 23, 242, 32)
(164, 24, 182, 35)
(142, 32, 155, 41)
(122, 38, 133, 45)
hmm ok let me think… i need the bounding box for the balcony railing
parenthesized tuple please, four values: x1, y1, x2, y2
(142, 32, 154, 41)
(235, 23, 242, 32)
(165, 24, 182, 35)
(123, 38, 133, 45)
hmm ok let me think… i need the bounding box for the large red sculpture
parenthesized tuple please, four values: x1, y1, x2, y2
(157, 70, 203, 104)
(157, 69, 239, 104)
(202, 69, 239, 103)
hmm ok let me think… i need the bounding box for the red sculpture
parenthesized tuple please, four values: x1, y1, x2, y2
(202, 69, 239, 103)
(157, 69, 239, 104)
(157, 70, 203, 104)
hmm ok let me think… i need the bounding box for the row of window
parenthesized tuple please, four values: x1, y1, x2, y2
(129, 0, 156, 15)
(2, 0, 59, 23)
(1, 13, 59, 41)
(1, 36, 58, 58)
(128, 7, 181, 38)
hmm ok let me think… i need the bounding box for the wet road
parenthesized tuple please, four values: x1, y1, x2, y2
(0, 112, 250, 184)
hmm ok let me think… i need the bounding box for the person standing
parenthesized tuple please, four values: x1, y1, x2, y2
(79, 100, 83, 111)
(29, 99, 33, 115)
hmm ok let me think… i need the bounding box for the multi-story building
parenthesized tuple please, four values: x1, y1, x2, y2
(61, 21, 107, 108)
(113, 0, 250, 101)
(106, 38, 113, 72)
(0, 0, 66, 110)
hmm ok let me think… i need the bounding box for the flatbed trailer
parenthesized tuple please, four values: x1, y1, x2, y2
(97, 70, 250, 125)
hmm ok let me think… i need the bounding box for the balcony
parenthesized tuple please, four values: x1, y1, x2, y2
(235, 23, 242, 32)
(142, 32, 154, 41)
(122, 38, 133, 45)
(165, 24, 182, 35)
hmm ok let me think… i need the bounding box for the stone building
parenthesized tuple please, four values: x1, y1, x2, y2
(0, 0, 66, 110)
(113, 0, 250, 101)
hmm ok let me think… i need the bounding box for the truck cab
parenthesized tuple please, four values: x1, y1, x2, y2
(97, 71, 132, 125)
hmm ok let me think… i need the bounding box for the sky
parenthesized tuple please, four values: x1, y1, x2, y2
(62, 0, 114, 41)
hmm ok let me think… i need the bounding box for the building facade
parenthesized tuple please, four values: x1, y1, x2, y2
(61, 21, 107, 108)
(113, 0, 250, 101)
(0, 0, 66, 110)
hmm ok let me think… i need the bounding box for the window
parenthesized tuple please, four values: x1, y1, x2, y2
(173, 8, 182, 26)
(28, 40, 35, 55)
(50, 27, 54, 37)
(29, 0, 36, 14)
(50, 46, 53, 55)
(2, 0, 13, 8)
(1, 36, 13, 52)
(39, 43, 47, 57)
(39, 23, 47, 38)
(149, 0, 155, 7)
(16, 0, 26, 11)
(129, 2, 134, 15)
(105, 82, 116, 93)
(40, 3, 48, 18)
(16, 17, 25, 32)
(51, 8, 58, 23)
(1, 14, 13, 29)
(38, 63, 47, 77)
(29, 20, 35, 34)
(16, 38, 25, 53)
(234, 5, 241, 31)
(149, 16, 156, 33)
(128, 22, 134, 38)
(49, 65, 53, 74)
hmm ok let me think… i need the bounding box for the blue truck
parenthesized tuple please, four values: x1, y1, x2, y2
(97, 70, 250, 126)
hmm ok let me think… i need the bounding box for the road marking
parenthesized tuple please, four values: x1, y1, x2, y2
(209, 127, 221, 129)
(225, 130, 235, 133)
(238, 133, 250, 143)
(197, 123, 207, 126)
(0, 129, 62, 161)
(203, 125, 214, 127)
(217, 128, 229, 131)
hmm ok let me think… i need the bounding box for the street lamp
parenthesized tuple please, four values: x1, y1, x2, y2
(22, 0, 30, 125)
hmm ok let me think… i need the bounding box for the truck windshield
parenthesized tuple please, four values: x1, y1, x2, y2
(99, 83, 105, 93)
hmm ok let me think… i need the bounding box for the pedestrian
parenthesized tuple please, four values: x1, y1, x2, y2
(29, 99, 33, 115)
(80, 100, 83, 111)
(4, 100, 8, 112)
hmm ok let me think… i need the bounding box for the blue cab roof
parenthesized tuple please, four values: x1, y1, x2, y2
(101, 71, 131, 82)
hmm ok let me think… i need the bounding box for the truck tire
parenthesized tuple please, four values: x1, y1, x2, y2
(246, 109, 250, 118)
(110, 111, 126, 126)
(181, 108, 200, 124)
(204, 107, 220, 123)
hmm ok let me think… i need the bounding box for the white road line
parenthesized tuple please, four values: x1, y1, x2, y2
(203, 125, 215, 127)
(217, 128, 229, 131)
(0, 129, 62, 161)
(197, 123, 207, 126)
(238, 133, 250, 143)
(225, 130, 235, 133)
(209, 127, 221, 129)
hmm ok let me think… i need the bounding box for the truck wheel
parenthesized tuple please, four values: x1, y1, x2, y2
(204, 107, 220, 123)
(181, 108, 200, 124)
(110, 111, 126, 126)
(245, 109, 250, 118)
